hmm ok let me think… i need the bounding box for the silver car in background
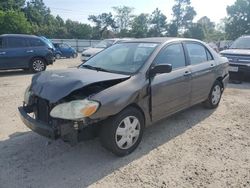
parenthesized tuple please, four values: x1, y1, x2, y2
(81, 38, 132, 62)
(19, 38, 229, 156)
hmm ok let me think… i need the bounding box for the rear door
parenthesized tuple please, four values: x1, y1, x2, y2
(4, 37, 30, 68)
(151, 43, 192, 121)
(184, 42, 216, 105)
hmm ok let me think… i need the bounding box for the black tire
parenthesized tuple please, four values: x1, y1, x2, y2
(55, 54, 61, 59)
(204, 80, 223, 109)
(30, 58, 47, 73)
(100, 107, 145, 157)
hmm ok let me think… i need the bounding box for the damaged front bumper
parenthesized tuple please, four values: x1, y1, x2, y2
(18, 105, 101, 145)
(18, 106, 57, 139)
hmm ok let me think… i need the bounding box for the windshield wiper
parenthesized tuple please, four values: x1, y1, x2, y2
(81, 65, 111, 73)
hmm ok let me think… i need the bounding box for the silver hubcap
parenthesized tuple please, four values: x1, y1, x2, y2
(115, 116, 140, 150)
(33, 60, 44, 72)
(211, 85, 221, 105)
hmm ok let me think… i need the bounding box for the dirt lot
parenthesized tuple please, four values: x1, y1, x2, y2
(0, 56, 250, 188)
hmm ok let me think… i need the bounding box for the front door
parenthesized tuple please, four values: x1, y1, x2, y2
(151, 43, 192, 122)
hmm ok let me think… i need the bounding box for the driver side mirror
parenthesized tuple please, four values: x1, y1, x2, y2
(149, 64, 172, 77)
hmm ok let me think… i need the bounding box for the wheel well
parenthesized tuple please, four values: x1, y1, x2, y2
(125, 103, 146, 124)
(216, 77, 224, 88)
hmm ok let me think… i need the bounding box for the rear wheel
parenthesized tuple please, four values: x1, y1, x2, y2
(30, 58, 46, 73)
(204, 80, 223, 109)
(100, 107, 144, 156)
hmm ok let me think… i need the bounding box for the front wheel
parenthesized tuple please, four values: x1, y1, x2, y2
(30, 58, 46, 73)
(100, 107, 144, 157)
(204, 80, 223, 109)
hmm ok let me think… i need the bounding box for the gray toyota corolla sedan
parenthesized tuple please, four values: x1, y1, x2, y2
(19, 38, 229, 156)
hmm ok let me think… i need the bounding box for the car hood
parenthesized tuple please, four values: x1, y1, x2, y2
(221, 49, 250, 56)
(82, 47, 104, 56)
(30, 68, 130, 103)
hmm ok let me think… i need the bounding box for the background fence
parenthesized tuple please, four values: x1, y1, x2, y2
(50, 39, 101, 52)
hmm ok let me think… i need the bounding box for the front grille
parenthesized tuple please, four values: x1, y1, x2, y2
(35, 97, 51, 124)
(223, 54, 250, 64)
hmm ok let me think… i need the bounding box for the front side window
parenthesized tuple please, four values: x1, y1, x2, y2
(80, 42, 159, 74)
(7, 37, 27, 48)
(60, 43, 69, 48)
(29, 38, 46, 47)
(186, 43, 208, 65)
(155, 43, 186, 69)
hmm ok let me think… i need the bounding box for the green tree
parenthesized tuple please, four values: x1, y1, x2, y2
(88, 13, 116, 39)
(0, 10, 31, 34)
(130, 14, 149, 38)
(148, 8, 167, 37)
(23, 0, 50, 26)
(171, 0, 196, 36)
(65, 20, 92, 39)
(225, 0, 250, 39)
(0, 0, 25, 11)
(183, 23, 204, 40)
(112, 6, 134, 31)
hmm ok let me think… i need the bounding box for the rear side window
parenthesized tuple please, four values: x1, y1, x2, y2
(186, 43, 213, 65)
(7, 37, 27, 48)
(29, 38, 46, 47)
(155, 43, 186, 69)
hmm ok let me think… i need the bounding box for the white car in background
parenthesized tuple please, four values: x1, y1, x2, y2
(81, 38, 132, 62)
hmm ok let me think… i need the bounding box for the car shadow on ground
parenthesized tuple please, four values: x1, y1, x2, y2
(0, 70, 33, 78)
(0, 104, 214, 188)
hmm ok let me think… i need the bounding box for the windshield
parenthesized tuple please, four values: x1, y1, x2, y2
(230, 37, 250, 49)
(95, 40, 115, 48)
(80, 42, 159, 74)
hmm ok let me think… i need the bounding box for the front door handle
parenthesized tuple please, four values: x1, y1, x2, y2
(184, 71, 192, 76)
(26, 50, 34, 53)
(0, 52, 6, 55)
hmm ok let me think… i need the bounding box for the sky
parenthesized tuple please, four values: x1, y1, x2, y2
(43, 0, 236, 24)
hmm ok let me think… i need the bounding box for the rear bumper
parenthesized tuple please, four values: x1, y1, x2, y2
(18, 106, 56, 139)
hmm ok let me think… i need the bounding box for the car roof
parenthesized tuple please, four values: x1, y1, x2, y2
(123, 37, 204, 44)
(0, 34, 39, 38)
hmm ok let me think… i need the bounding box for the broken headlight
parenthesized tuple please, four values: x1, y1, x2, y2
(50, 99, 100, 120)
(24, 85, 31, 104)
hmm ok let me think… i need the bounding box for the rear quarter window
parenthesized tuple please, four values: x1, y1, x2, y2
(186, 43, 213, 65)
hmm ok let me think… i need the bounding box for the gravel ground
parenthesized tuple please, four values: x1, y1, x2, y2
(0, 56, 249, 188)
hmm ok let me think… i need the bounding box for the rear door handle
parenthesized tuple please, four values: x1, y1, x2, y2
(0, 52, 6, 55)
(184, 71, 192, 76)
(27, 50, 34, 53)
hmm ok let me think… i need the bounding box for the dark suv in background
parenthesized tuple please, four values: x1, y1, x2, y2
(221, 35, 250, 77)
(0, 34, 55, 73)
